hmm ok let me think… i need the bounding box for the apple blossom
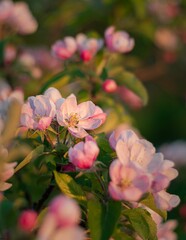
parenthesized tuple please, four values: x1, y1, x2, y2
(0, 0, 13, 22)
(69, 136, 99, 169)
(44, 87, 62, 104)
(105, 26, 134, 53)
(52, 37, 77, 60)
(153, 190, 180, 211)
(18, 210, 37, 232)
(76, 33, 103, 62)
(20, 95, 56, 130)
(37, 195, 83, 240)
(109, 159, 150, 202)
(49, 195, 81, 227)
(102, 79, 118, 93)
(155, 28, 178, 51)
(7, 2, 38, 34)
(56, 94, 106, 138)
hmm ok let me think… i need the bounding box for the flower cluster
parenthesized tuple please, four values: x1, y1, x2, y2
(0, 0, 38, 35)
(51, 26, 135, 62)
(20, 87, 106, 138)
(108, 129, 180, 210)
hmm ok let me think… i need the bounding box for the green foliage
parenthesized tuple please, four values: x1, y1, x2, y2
(123, 208, 157, 240)
(88, 198, 121, 240)
(53, 171, 86, 207)
(15, 145, 44, 173)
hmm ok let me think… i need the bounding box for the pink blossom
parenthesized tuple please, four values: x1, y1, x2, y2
(109, 159, 150, 202)
(49, 195, 81, 227)
(20, 95, 56, 130)
(102, 79, 118, 93)
(0, 81, 24, 133)
(4, 44, 17, 64)
(118, 86, 143, 109)
(37, 195, 83, 240)
(154, 190, 180, 211)
(7, 2, 38, 34)
(158, 220, 178, 240)
(0, 161, 17, 191)
(76, 33, 103, 62)
(105, 26, 134, 53)
(114, 130, 155, 168)
(44, 87, 62, 104)
(155, 28, 179, 51)
(18, 210, 37, 232)
(0, 0, 13, 22)
(69, 136, 99, 169)
(56, 94, 106, 138)
(52, 37, 77, 60)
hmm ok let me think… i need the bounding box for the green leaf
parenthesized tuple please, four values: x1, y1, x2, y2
(40, 68, 85, 93)
(123, 208, 157, 240)
(96, 133, 113, 153)
(102, 200, 122, 240)
(88, 199, 103, 240)
(140, 193, 167, 220)
(14, 145, 44, 173)
(113, 70, 148, 106)
(53, 171, 86, 207)
(113, 229, 134, 240)
(88, 199, 121, 240)
(100, 67, 108, 80)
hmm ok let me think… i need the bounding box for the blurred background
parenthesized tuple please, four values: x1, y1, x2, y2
(2, 0, 186, 238)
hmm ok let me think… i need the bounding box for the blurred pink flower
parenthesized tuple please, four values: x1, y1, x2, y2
(102, 79, 118, 93)
(158, 220, 178, 240)
(154, 190, 180, 211)
(148, 0, 180, 23)
(56, 94, 106, 138)
(44, 87, 62, 104)
(49, 195, 81, 227)
(18, 210, 37, 232)
(37, 195, 85, 240)
(155, 28, 179, 51)
(52, 37, 77, 60)
(76, 33, 103, 62)
(7, 2, 38, 34)
(0, 0, 13, 22)
(20, 95, 56, 130)
(0, 80, 24, 133)
(0, 161, 17, 191)
(69, 136, 99, 169)
(4, 44, 17, 64)
(118, 86, 143, 109)
(109, 159, 150, 201)
(105, 26, 134, 53)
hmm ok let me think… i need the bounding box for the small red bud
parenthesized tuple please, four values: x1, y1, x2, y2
(102, 79, 118, 93)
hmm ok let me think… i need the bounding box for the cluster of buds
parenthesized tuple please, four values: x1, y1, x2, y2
(52, 26, 135, 62)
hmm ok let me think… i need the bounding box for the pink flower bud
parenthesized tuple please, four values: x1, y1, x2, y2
(102, 79, 118, 93)
(80, 50, 93, 62)
(49, 195, 81, 227)
(18, 210, 37, 232)
(69, 136, 99, 169)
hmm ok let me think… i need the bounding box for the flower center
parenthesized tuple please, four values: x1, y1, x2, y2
(66, 113, 79, 127)
(118, 179, 131, 189)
